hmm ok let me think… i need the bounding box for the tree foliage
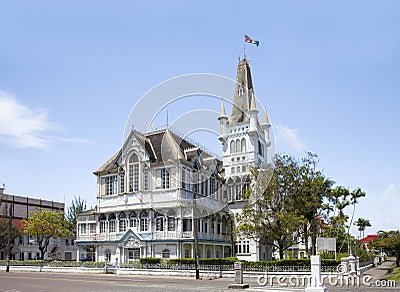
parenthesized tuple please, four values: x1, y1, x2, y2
(373, 230, 400, 266)
(236, 152, 367, 258)
(0, 197, 21, 250)
(236, 154, 306, 259)
(354, 217, 371, 239)
(65, 195, 86, 236)
(22, 208, 73, 260)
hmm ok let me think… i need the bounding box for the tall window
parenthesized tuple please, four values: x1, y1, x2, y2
(105, 175, 117, 195)
(120, 175, 125, 193)
(89, 223, 96, 234)
(80, 224, 87, 234)
(129, 211, 137, 228)
(140, 210, 149, 232)
(241, 138, 246, 152)
(109, 213, 116, 233)
(119, 213, 127, 233)
(181, 167, 186, 189)
(236, 139, 240, 153)
(167, 210, 176, 231)
(99, 214, 106, 234)
(155, 212, 164, 231)
(161, 168, 170, 189)
(143, 167, 149, 190)
(129, 154, 140, 192)
(210, 177, 215, 196)
(230, 140, 235, 154)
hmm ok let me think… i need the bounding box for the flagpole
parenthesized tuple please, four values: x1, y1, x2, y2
(243, 35, 246, 60)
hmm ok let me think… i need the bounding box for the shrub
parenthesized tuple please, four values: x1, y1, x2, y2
(139, 258, 161, 264)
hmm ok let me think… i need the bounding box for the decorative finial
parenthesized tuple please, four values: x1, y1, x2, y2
(263, 106, 270, 125)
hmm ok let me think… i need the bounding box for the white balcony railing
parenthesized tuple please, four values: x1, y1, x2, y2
(77, 231, 230, 242)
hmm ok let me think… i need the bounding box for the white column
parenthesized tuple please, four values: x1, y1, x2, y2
(305, 255, 327, 292)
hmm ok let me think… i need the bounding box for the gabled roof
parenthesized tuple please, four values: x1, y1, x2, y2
(93, 150, 121, 175)
(94, 129, 220, 176)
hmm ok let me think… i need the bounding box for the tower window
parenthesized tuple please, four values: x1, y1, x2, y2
(230, 140, 235, 154)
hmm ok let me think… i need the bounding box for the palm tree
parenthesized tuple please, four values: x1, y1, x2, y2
(354, 217, 371, 239)
(65, 195, 87, 237)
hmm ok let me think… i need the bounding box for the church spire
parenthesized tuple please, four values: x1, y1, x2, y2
(220, 98, 227, 117)
(230, 58, 254, 124)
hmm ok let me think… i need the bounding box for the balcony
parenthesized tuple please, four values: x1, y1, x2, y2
(77, 231, 231, 242)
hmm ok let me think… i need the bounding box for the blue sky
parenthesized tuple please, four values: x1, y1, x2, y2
(1, 0, 399, 236)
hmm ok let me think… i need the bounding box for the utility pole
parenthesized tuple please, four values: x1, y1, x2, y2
(6, 204, 12, 272)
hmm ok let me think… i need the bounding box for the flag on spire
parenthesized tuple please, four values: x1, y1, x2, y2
(245, 35, 259, 47)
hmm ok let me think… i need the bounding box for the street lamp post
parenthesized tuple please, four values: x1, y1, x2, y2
(192, 174, 200, 280)
(6, 204, 12, 272)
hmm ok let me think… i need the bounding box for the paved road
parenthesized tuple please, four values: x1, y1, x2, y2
(0, 261, 399, 292)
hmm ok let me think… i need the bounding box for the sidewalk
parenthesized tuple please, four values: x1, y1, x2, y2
(362, 258, 395, 281)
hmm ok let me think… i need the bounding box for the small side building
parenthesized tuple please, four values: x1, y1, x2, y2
(0, 187, 77, 261)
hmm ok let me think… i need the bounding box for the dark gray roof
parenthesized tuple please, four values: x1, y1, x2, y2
(94, 129, 221, 176)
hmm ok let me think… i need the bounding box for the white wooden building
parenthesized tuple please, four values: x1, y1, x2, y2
(76, 58, 273, 263)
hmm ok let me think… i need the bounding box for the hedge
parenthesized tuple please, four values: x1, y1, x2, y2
(165, 258, 340, 267)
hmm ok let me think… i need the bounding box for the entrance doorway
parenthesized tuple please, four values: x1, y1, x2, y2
(127, 248, 140, 261)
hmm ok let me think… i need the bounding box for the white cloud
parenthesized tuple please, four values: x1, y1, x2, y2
(0, 89, 91, 149)
(275, 125, 306, 153)
(378, 184, 398, 206)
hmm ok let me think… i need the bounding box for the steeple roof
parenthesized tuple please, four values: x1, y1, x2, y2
(230, 58, 254, 124)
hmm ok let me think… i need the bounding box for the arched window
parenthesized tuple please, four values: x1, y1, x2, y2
(128, 153, 140, 192)
(155, 212, 164, 231)
(129, 211, 137, 228)
(236, 139, 240, 153)
(258, 141, 263, 156)
(119, 213, 127, 233)
(162, 249, 170, 259)
(241, 138, 246, 152)
(140, 210, 149, 232)
(99, 214, 106, 234)
(230, 140, 235, 154)
(108, 213, 116, 233)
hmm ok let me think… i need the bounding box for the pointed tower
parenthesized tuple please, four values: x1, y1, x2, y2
(218, 99, 228, 142)
(230, 59, 254, 124)
(219, 58, 270, 179)
(220, 57, 273, 262)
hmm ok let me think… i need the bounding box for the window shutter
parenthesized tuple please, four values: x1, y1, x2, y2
(100, 177, 106, 196)
(155, 169, 161, 189)
(170, 167, 176, 188)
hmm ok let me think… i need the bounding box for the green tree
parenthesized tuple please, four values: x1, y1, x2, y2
(354, 217, 371, 239)
(295, 152, 334, 257)
(323, 186, 351, 252)
(373, 230, 400, 267)
(22, 208, 73, 260)
(65, 195, 86, 236)
(0, 203, 21, 250)
(236, 154, 305, 259)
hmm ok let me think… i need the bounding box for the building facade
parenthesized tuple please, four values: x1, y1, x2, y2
(0, 187, 77, 261)
(76, 58, 273, 263)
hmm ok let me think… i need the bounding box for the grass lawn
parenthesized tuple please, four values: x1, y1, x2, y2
(387, 266, 400, 281)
